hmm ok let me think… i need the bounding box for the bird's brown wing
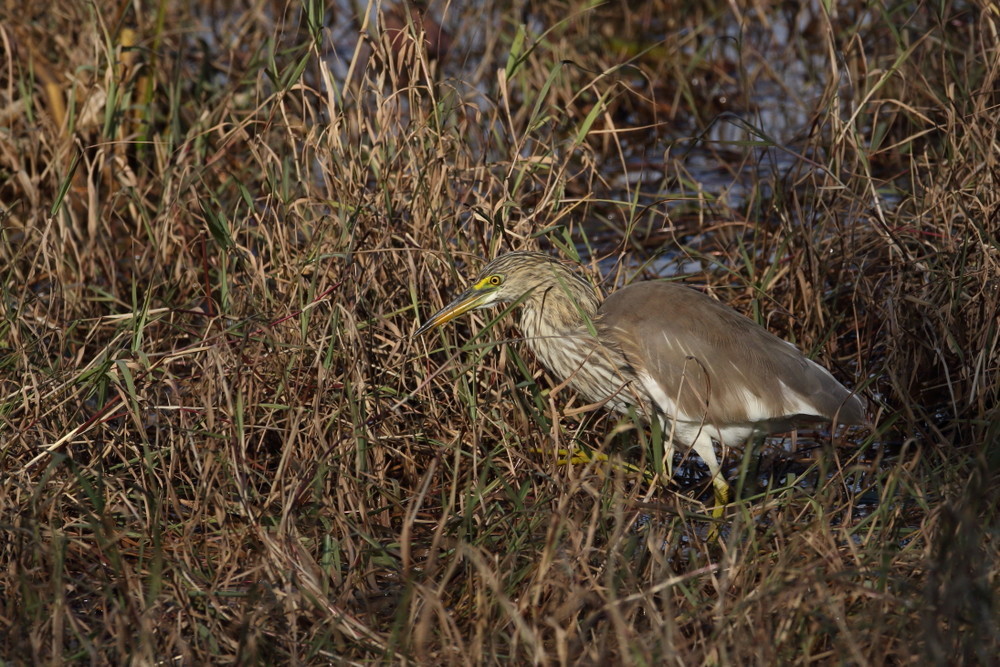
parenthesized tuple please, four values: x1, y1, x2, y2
(596, 281, 864, 427)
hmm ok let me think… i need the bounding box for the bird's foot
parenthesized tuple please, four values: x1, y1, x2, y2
(535, 448, 654, 479)
(534, 447, 610, 466)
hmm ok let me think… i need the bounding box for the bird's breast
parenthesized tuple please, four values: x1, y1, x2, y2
(519, 318, 640, 414)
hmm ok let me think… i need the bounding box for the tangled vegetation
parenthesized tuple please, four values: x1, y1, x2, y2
(2, 0, 997, 663)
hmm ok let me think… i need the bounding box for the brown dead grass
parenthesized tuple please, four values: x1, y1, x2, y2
(1, 0, 998, 664)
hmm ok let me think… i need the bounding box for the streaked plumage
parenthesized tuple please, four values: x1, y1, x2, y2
(415, 251, 865, 511)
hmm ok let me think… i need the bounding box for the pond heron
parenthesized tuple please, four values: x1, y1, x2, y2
(414, 251, 866, 517)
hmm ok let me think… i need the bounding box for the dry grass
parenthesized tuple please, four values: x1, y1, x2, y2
(1, 0, 998, 663)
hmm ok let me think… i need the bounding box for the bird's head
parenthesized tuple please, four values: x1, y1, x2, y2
(414, 252, 594, 335)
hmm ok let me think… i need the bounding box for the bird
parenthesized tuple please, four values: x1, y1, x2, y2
(414, 251, 866, 518)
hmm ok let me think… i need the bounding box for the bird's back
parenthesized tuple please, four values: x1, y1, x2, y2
(595, 281, 865, 435)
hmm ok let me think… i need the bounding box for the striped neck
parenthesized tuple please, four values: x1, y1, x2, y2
(517, 267, 600, 345)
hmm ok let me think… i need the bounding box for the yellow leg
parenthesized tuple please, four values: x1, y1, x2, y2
(529, 447, 609, 465)
(697, 474, 728, 542)
(552, 447, 610, 466)
(712, 476, 730, 519)
(688, 429, 729, 541)
(534, 447, 654, 479)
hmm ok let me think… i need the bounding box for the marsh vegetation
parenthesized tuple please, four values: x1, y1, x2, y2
(1, 0, 998, 663)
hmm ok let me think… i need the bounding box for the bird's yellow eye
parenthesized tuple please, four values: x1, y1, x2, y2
(474, 274, 504, 290)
